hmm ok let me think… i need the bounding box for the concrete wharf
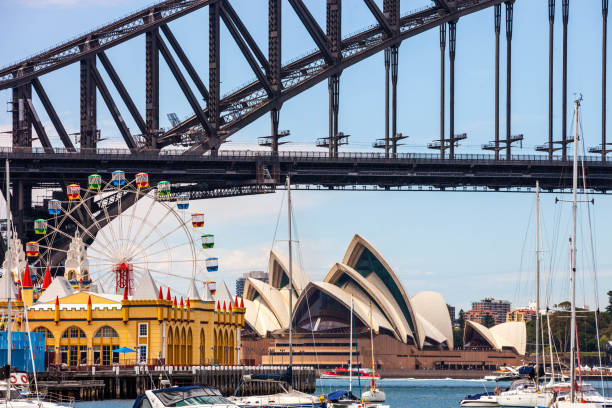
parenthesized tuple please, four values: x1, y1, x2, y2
(35, 365, 316, 400)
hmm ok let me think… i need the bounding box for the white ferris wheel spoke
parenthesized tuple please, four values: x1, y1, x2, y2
(76, 192, 119, 254)
(125, 201, 176, 257)
(128, 215, 191, 261)
(122, 195, 159, 256)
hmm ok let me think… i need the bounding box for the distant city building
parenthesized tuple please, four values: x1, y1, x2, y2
(507, 308, 536, 322)
(236, 271, 268, 297)
(447, 304, 455, 325)
(471, 297, 511, 324)
(466, 309, 496, 325)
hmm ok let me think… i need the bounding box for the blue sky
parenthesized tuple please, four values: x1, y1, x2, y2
(0, 0, 610, 313)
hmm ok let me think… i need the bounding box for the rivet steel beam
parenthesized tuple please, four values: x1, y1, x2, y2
(288, 0, 334, 64)
(209, 1, 221, 154)
(562, 0, 569, 161)
(440, 23, 446, 160)
(494, 4, 501, 160)
(269, 0, 282, 153)
(505, 1, 514, 160)
(160, 24, 209, 102)
(98, 51, 147, 136)
(391, 46, 399, 157)
(145, 27, 159, 148)
(384, 48, 390, 158)
(89, 62, 137, 150)
(448, 21, 457, 160)
(222, 1, 270, 74)
(156, 32, 211, 135)
(11, 82, 32, 148)
(80, 52, 97, 149)
(363, 0, 393, 36)
(31, 77, 75, 151)
(603, 0, 608, 162)
(220, 3, 272, 96)
(25, 98, 53, 152)
(548, 0, 555, 160)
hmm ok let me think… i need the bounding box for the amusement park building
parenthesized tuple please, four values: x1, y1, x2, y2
(240, 235, 525, 373)
(0, 267, 244, 368)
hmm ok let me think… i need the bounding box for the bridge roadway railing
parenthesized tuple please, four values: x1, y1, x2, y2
(0, 146, 609, 165)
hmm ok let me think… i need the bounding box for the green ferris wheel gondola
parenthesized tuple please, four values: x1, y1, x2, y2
(88, 174, 102, 190)
(201, 234, 214, 249)
(34, 219, 47, 235)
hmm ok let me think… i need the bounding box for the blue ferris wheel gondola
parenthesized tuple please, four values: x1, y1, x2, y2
(205, 257, 218, 272)
(112, 170, 126, 187)
(48, 199, 61, 215)
(177, 194, 189, 210)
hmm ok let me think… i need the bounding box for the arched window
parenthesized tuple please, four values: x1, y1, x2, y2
(167, 328, 173, 365)
(187, 329, 193, 365)
(173, 327, 180, 366)
(59, 326, 87, 367)
(92, 326, 120, 366)
(223, 330, 229, 365)
(199, 329, 206, 365)
(229, 330, 235, 365)
(181, 328, 187, 365)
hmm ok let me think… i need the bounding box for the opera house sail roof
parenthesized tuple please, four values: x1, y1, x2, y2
(241, 234, 472, 352)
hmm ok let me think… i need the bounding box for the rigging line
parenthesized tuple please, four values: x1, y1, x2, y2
(515, 197, 535, 306)
(269, 189, 287, 257)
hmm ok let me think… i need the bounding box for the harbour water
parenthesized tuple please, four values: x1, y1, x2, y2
(73, 379, 612, 408)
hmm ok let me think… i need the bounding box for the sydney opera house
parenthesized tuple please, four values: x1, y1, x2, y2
(239, 235, 526, 375)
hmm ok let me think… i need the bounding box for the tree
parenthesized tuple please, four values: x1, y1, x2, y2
(453, 327, 464, 348)
(606, 291, 612, 314)
(457, 309, 465, 329)
(482, 314, 495, 328)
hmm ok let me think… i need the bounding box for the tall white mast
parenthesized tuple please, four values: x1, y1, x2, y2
(535, 180, 541, 387)
(569, 97, 580, 403)
(286, 174, 293, 389)
(349, 295, 353, 392)
(5, 159, 11, 372)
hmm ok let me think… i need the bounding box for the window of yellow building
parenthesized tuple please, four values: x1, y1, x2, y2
(93, 326, 120, 366)
(60, 326, 86, 367)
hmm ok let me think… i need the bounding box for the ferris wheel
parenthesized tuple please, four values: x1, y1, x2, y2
(24, 171, 219, 296)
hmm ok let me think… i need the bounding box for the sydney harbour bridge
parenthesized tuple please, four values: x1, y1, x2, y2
(0, 0, 610, 250)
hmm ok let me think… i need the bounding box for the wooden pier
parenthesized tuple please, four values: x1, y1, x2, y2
(35, 365, 316, 401)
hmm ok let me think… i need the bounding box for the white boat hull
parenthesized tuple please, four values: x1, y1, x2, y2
(461, 395, 499, 407)
(362, 389, 386, 403)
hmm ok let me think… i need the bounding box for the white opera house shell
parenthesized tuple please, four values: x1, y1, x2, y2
(242, 234, 457, 350)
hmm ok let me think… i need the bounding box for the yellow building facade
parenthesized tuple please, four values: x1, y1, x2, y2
(1, 288, 244, 368)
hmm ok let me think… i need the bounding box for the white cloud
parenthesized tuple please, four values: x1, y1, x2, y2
(16, 0, 134, 8)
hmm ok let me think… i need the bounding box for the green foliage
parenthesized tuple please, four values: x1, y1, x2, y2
(525, 302, 612, 354)
(606, 291, 612, 315)
(457, 309, 465, 329)
(482, 314, 495, 328)
(453, 327, 463, 348)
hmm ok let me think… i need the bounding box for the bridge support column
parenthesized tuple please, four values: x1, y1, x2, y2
(80, 54, 97, 150)
(11, 83, 32, 149)
(562, 0, 569, 161)
(505, 1, 514, 160)
(448, 21, 456, 160)
(209, 1, 221, 156)
(269, 0, 282, 154)
(326, 0, 342, 158)
(270, 109, 280, 154)
(439, 24, 446, 160)
(548, 0, 555, 160)
(494, 5, 501, 160)
(391, 46, 399, 158)
(328, 75, 340, 158)
(146, 27, 159, 149)
(603, 0, 608, 162)
(384, 48, 390, 158)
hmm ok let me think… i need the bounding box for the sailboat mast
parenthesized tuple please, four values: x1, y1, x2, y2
(570, 97, 580, 403)
(5, 159, 11, 371)
(535, 180, 541, 387)
(369, 301, 375, 384)
(349, 295, 353, 392)
(286, 175, 293, 379)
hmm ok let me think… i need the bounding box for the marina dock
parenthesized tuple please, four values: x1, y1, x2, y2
(35, 365, 316, 400)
